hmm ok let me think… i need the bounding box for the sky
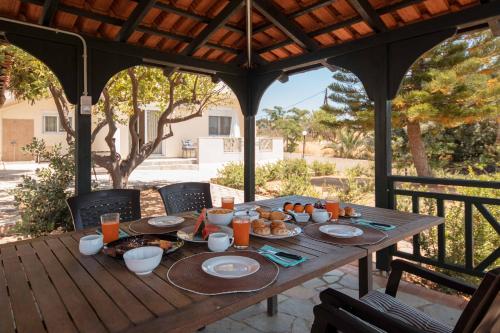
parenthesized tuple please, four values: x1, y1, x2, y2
(257, 67, 333, 117)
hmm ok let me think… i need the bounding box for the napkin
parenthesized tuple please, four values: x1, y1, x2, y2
(350, 219, 396, 231)
(259, 245, 306, 267)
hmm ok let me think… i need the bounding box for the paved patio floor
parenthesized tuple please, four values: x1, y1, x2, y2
(205, 261, 467, 333)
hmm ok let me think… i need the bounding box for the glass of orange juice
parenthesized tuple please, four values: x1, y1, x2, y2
(221, 196, 235, 210)
(100, 213, 120, 243)
(232, 216, 250, 249)
(325, 197, 340, 221)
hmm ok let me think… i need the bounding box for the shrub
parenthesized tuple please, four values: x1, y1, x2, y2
(310, 161, 336, 176)
(22, 137, 46, 163)
(326, 173, 374, 204)
(344, 164, 374, 178)
(214, 162, 244, 190)
(10, 142, 75, 236)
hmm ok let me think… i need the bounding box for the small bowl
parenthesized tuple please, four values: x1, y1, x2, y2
(234, 210, 259, 221)
(207, 208, 234, 226)
(123, 246, 163, 275)
(79, 234, 103, 255)
(291, 212, 310, 223)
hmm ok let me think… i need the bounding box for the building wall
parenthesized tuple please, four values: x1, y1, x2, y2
(0, 97, 74, 161)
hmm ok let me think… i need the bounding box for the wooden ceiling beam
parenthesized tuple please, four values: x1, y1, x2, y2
(115, 0, 157, 42)
(38, 0, 59, 26)
(253, 0, 319, 51)
(181, 0, 245, 56)
(346, 0, 387, 32)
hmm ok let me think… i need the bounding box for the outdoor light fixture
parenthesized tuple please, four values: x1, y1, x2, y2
(302, 130, 308, 159)
(278, 73, 289, 83)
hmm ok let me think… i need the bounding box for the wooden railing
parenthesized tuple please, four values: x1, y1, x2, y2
(388, 175, 500, 277)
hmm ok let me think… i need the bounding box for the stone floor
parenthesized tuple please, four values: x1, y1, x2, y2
(205, 262, 468, 333)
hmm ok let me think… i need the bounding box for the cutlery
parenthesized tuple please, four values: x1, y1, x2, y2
(258, 250, 295, 263)
(259, 249, 302, 261)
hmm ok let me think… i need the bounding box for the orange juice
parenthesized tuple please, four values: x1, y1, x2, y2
(232, 217, 250, 249)
(221, 196, 235, 210)
(325, 199, 340, 220)
(100, 213, 120, 243)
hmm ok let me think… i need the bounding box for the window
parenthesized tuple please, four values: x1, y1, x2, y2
(209, 116, 231, 136)
(43, 115, 58, 133)
(59, 117, 72, 132)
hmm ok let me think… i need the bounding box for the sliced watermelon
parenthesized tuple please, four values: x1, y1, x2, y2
(193, 208, 206, 238)
(202, 224, 221, 240)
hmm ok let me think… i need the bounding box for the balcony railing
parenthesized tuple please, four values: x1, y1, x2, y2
(388, 175, 499, 277)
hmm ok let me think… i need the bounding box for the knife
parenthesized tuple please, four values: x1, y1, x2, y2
(262, 249, 302, 261)
(367, 222, 393, 228)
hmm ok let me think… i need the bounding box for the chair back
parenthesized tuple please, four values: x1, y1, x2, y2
(454, 267, 500, 333)
(158, 182, 212, 214)
(67, 189, 141, 230)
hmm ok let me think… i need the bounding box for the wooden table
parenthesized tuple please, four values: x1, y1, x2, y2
(0, 196, 442, 333)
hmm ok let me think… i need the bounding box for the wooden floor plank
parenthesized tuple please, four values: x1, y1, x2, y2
(31, 240, 108, 333)
(59, 236, 156, 325)
(45, 238, 132, 332)
(16, 244, 78, 333)
(0, 249, 17, 333)
(0, 246, 46, 333)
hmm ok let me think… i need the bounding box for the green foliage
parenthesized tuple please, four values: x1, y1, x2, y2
(10, 140, 75, 236)
(21, 137, 46, 163)
(326, 173, 374, 204)
(310, 161, 336, 176)
(323, 127, 373, 159)
(214, 162, 245, 190)
(257, 106, 310, 152)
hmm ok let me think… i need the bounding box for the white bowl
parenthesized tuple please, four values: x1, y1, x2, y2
(234, 210, 259, 221)
(79, 234, 103, 255)
(206, 208, 234, 226)
(123, 246, 163, 275)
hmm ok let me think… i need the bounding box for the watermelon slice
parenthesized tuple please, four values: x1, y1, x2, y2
(193, 208, 207, 238)
(202, 224, 221, 240)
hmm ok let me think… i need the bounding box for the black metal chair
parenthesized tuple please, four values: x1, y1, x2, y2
(312, 259, 500, 333)
(157, 182, 212, 215)
(66, 189, 141, 230)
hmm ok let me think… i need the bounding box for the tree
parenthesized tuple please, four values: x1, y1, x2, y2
(0, 44, 14, 107)
(322, 31, 499, 176)
(258, 106, 310, 152)
(2, 44, 228, 188)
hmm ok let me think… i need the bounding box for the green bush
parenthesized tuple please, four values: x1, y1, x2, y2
(10, 140, 75, 236)
(22, 137, 46, 163)
(214, 162, 244, 190)
(326, 173, 374, 204)
(344, 164, 374, 178)
(310, 161, 336, 176)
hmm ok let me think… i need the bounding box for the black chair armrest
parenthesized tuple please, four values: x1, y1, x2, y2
(312, 303, 383, 333)
(386, 259, 477, 297)
(318, 288, 424, 333)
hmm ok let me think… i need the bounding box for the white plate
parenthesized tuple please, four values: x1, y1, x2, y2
(319, 224, 363, 238)
(148, 216, 185, 227)
(201, 255, 260, 279)
(177, 225, 233, 243)
(250, 222, 302, 239)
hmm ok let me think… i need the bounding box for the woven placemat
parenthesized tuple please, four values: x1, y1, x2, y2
(128, 216, 194, 235)
(303, 223, 387, 246)
(167, 251, 279, 295)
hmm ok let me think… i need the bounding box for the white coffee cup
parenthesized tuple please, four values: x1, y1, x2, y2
(208, 232, 234, 252)
(312, 209, 332, 223)
(79, 234, 103, 255)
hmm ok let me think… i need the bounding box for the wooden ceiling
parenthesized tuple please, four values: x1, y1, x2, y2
(0, 0, 483, 67)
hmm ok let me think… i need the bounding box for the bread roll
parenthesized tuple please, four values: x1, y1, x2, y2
(254, 226, 271, 236)
(259, 210, 271, 219)
(270, 220, 286, 229)
(270, 211, 286, 221)
(339, 208, 345, 217)
(272, 227, 289, 236)
(344, 207, 355, 216)
(252, 219, 267, 229)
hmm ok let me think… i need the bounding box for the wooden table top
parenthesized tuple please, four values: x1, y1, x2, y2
(0, 195, 443, 333)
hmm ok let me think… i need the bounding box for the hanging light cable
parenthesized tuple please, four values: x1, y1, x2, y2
(246, 0, 252, 68)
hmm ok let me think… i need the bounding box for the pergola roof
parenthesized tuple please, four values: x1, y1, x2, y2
(0, 0, 486, 68)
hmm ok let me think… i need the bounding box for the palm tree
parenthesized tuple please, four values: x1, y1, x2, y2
(323, 128, 368, 159)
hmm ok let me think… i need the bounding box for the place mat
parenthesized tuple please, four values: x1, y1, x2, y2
(128, 217, 194, 235)
(303, 223, 387, 246)
(167, 251, 279, 295)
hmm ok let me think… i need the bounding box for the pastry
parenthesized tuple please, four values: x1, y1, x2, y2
(339, 208, 346, 217)
(272, 226, 289, 236)
(258, 210, 271, 219)
(252, 218, 267, 229)
(270, 211, 286, 221)
(270, 220, 286, 229)
(344, 207, 355, 216)
(254, 226, 271, 236)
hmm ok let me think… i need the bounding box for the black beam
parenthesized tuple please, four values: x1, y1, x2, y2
(256, 0, 422, 54)
(347, 0, 387, 32)
(115, 0, 157, 42)
(388, 175, 500, 189)
(39, 0, 59, 26)
(181, 0, 244, 56)
(255, 1, 500, 74)
(253, 0, 319, 51)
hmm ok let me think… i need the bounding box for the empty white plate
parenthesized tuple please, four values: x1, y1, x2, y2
(319, 224, 363, 238)
(201, 256, 260, 279)
(148, 216, 185, 227)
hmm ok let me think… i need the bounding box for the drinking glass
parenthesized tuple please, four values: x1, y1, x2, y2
(232, 216, 250, 249)
(101, 213, 120, 243)
(325, 197, 340, 221)
(221, 196, 235, 210)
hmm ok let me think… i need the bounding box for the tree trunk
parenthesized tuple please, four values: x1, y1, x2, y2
(110, 168, 124, 189)
(406, 120, 433, 177)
